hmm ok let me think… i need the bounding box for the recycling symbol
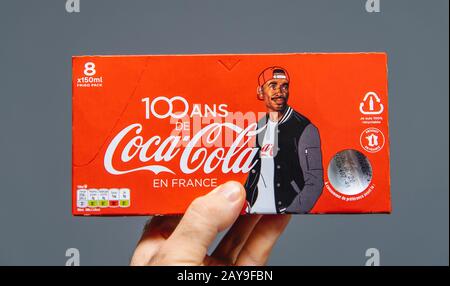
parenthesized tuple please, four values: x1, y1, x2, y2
(359, 91, 384, 115)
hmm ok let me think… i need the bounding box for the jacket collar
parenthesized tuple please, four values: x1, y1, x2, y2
(278, 106, 293, 125)
(261, 106, 293, 128)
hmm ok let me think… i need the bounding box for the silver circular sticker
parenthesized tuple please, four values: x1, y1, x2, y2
(327, 149, 373, 196)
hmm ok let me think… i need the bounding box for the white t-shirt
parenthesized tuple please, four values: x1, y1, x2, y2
(250, 119, 277, 214)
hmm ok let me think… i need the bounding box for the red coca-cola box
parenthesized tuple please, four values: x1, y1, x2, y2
(72, 53, 391, 216)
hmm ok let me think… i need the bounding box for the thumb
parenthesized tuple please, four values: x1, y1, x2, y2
(152, 181, 245, 265)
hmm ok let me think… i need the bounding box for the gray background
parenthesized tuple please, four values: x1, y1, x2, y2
(0, 0, 448, 266)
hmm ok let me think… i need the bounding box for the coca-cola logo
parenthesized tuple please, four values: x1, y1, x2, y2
(261, 144, 274, 157)
(104, 122, 262, 175)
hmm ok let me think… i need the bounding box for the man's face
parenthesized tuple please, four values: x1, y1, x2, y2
(260, 78, 289, 112)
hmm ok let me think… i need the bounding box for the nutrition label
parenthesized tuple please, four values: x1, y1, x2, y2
(77, 188, 131, 208)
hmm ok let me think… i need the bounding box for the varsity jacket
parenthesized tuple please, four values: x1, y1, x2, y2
(244, 106, 324, 214)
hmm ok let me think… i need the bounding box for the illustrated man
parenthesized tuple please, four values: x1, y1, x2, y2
(244, 67, 324, 214)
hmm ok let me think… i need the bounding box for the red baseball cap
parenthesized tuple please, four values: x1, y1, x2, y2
(258, 66, 290, 87)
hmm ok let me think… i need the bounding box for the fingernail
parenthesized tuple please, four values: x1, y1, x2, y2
(221, 183, 241, 202)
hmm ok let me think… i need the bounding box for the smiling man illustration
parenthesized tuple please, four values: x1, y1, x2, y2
(245, 66, 324, 214)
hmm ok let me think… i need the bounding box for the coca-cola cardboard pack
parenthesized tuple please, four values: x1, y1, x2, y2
(72, 53, 391, 216)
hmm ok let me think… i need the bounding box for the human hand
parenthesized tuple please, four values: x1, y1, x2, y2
(130, 181, 291, 266)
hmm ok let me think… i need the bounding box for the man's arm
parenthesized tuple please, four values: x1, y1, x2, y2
(286, 123, 324, 214)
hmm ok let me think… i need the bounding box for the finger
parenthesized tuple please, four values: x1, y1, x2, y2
(235, 215, 291, 266)
(151, 181, 246, 265)
(130, 216, 181, 266)
(211, 214, 262, 264)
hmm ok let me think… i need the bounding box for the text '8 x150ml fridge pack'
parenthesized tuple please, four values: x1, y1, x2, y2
(72, 53, 391, 216)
